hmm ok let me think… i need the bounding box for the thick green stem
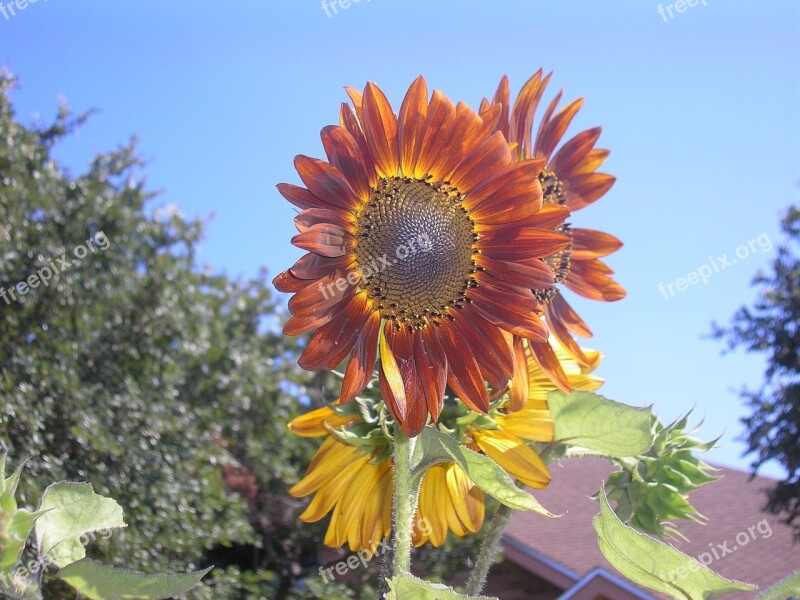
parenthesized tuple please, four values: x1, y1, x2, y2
(465, 504, 512, 595)
(391, 426, 414, 575)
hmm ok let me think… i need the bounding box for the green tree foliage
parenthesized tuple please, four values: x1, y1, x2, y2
(0, 71, 342, 598)
(712, 204, 800, 535)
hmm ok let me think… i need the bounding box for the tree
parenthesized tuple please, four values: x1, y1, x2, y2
(712, 204, 800, 536)
(0, 70, 342, 598)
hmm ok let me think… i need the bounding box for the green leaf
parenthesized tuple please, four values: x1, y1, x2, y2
(411, 427, 555, 516)
(58, 558, 212, 600)
(550, 391, 653, 457)
(594, 487, 755, 599)
(34, 483, 125, 568)
(385, 571, 495, 600)
(0, 509, 43, 568)
(755, 570, 800, 600)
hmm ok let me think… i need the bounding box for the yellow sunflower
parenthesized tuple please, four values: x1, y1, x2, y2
(288, 338, 603, 551)
(288, 406, 483, 553)
(274, 77, 570, 436)
(481, 71, 624, 386)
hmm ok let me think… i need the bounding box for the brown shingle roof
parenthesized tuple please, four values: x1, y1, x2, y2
(504, 457, 799, 598)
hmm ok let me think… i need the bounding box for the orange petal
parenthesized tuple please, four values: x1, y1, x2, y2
(286, 270, 349, 316)
(433, 322, 490, 413)
(574, 148, 610, 176)
(476, 203, 569, 234)
(529, 340, 571, 393)
(284, 310, 335, 336)
(478, 228, 571, 261)
(566, 259, 626, 302)
(398, 76, 429, 176)
(544, 300, 592, 367)
(536, 96, 584, 161)
(550, 127, 602, 181)
(339, 102, 377, 187)
(273, 269, 307, 293)
(478, 254, 554, 290)
(380, 321, 428, 436)
(291, 223, 354, 257)
(415, 325, 448, 422)
(298, 292, 371, 370)
(414, 90, 457, 180)
(321, 125, 371, 202)
(491, 75, 510, 140)
(565, 172, 616, 211)
(294, 207, 353, 233)
(289, 252, 354, 281)
(548, 293, 592, 338)
(344, 86, 364, 120)
(340, 310, 380, 404)
(572, 228, 623, 260)
(434, 102, 491, 181)
(448, 131, 512, 195)
(454, 307, 513, 389)
(510, 70, 552, 157)
(468, 158, 544, 217)
(294, 155, 362, 212)
(277, 182, 336, 212)
(470, 280, 547, 342)
(509, 336, 530, 412)
(362, 82, 399, 178)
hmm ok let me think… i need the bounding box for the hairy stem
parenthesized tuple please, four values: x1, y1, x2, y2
(465, 504, 512, 595)
(391, 426, 414, 576)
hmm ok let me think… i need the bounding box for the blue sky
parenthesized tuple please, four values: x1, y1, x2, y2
(2, 0, 798, 477)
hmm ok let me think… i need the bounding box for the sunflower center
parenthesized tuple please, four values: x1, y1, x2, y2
(354, 177, 477, 330)
(534, 169, 574, 304)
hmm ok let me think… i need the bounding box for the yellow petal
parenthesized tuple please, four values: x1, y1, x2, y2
(496, 409, 554, 443)
(360, 463, 394, 555)
(445, 464, 484, 534)
(472, 429, 551, 489)
(417, 464, 449, 546)
(299, 454, 367, 522)
(341, 459, 391, 551)
(290, 437, 363, 497)
(288, 406, 358, 437)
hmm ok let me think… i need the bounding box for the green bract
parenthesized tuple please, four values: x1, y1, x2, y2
(604, 412, 720, 538)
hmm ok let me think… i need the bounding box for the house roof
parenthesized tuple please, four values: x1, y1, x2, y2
(503, 457, 799, 598)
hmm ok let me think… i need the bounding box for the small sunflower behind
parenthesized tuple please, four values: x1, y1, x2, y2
(482, 71, 625, 389)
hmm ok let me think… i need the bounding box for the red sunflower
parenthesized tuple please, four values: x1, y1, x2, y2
(274, 77, 570, 436)
(482, 71, 625, 390)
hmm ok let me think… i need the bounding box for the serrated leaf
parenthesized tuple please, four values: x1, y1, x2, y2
(755, 570, 800, 600)
(34, 483, 125, 568)
(411, 427, 554, 516)
(58, 558, 211, 600)
(385, 571, 495, 600)
(550, 391, 653, 457)
(594, 487, 755, 599)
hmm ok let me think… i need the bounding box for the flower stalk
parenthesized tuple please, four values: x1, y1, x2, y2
(465, 504, 512, 595)
(391, 425, 415, 576)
